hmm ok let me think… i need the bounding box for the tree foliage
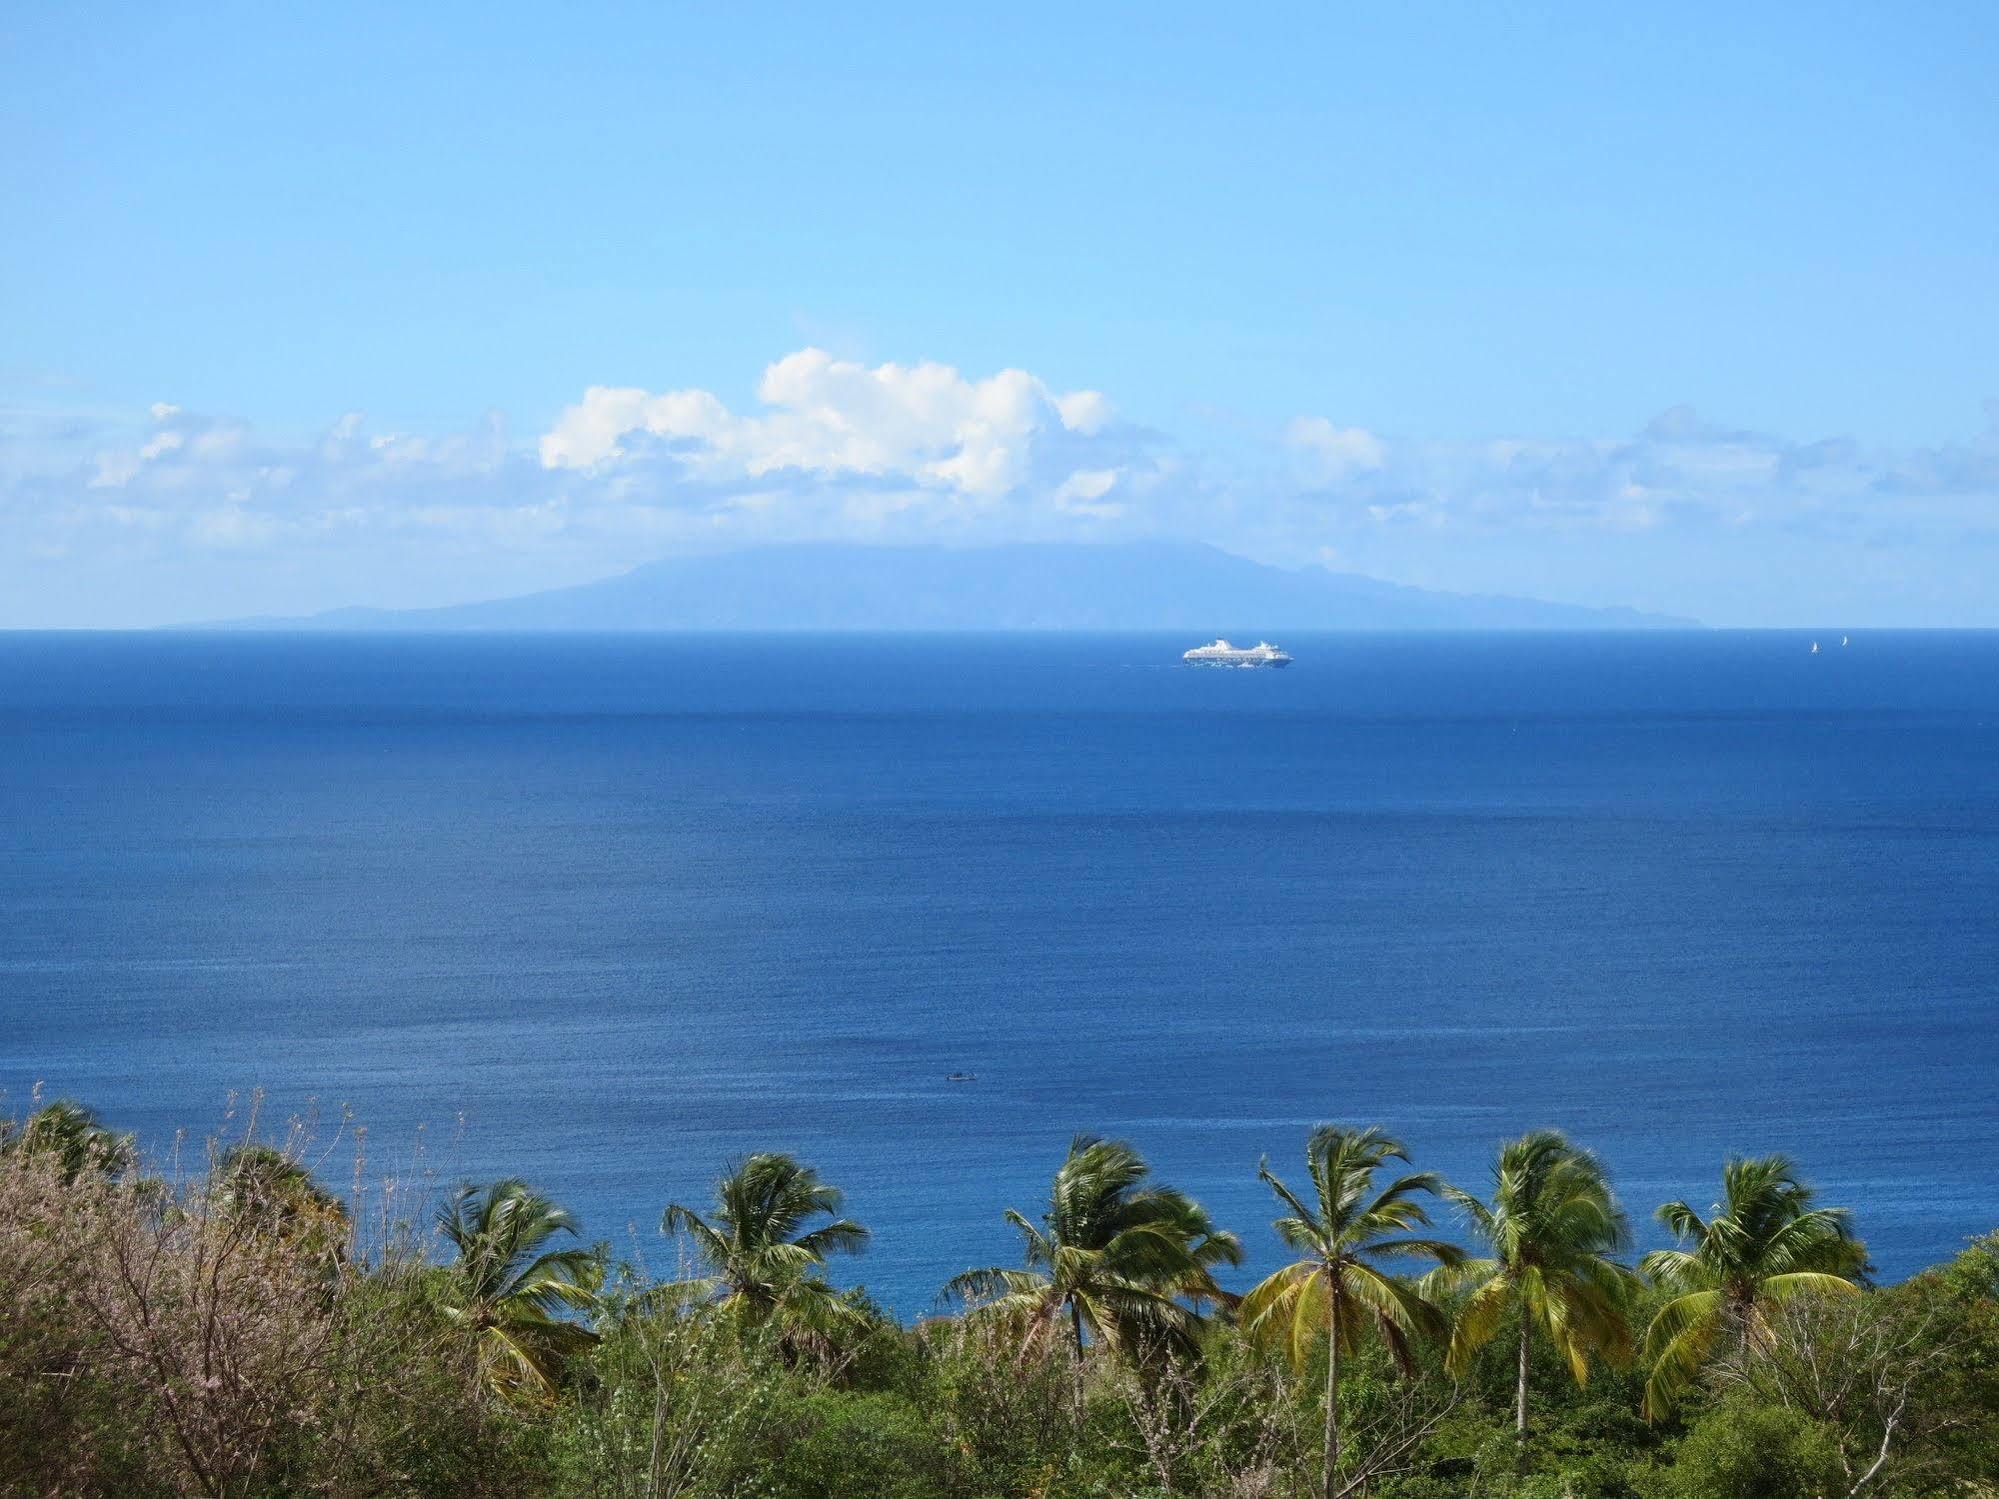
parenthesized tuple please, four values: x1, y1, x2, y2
(4, 1100, 1995, 1498)
(1240, 1125, 1460, 1494)
(1639, 1153, 1865, 1418)
(659, 1152, 870, 1357)
(943, 1135, 1242, 1363)
(438, 1177, 603, 1404)
(1431, 1130, 1640, 1455)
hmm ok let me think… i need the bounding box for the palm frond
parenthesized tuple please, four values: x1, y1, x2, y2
(1640, 1290, 1723, 1419)
(1758, 1270, 1862, 1303)
(1444, 1269, 1513, 1377)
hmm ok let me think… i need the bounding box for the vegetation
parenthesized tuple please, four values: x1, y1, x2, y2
(944, 1135, 1243, 1367)
(210, 1141, 351, 1277)
(658, 1151, 870, 1355)
(2, 1093, 1995, 1498)
(1639, 1153, 1867, 1419)
(1238, 1126, 1458, 1494)
(1432, 1131, 1641, 1461)
(0, 1096, 134, 1182)
(437, 1178, 603, 1404)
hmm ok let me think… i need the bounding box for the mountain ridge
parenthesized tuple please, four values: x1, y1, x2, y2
(195, 541, 1699, 631)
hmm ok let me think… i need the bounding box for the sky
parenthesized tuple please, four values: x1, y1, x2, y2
(2, 2, 1996, 627)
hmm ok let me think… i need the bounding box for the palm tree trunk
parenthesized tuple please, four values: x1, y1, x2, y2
(1069, 1298, 1086, 1417)
(1321, 1285, 1341, 1499)
(1515, 1312, 1530, 1472)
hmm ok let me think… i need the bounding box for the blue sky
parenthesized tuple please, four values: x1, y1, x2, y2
(3, 2, 1996, 626)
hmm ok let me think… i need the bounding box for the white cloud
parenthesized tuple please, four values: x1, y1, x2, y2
(1051, 468, 1123, 516)
(9, 352, 1168, 604)
(188, 504, 280, 548)
(1287, 416, 1387, 481)
(540, 347, 1114, 501)
(1269, 403, 1999, 541)
(1054, 390, 1112, 436)
(4, 353, 1998, 625)
(538, 386, 729, 470)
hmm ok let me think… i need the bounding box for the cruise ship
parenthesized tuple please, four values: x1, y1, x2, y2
(1182, 638, 1292, 668)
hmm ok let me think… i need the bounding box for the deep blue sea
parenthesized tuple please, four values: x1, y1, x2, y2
(3, 631, 1995, 1309)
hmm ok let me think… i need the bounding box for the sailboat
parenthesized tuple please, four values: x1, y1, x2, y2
(1811, 641, 1820, 654)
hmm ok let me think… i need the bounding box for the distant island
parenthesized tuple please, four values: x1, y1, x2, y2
(196, 541, 1698, 632)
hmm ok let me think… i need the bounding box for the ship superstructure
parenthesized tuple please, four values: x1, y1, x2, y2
(1182, 638, 1292, 668)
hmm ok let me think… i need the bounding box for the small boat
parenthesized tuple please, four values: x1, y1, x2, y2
(1842, 635, 1849, 647)
(1811, 642, 1820, 654)
(945, 1071, 977, 1083)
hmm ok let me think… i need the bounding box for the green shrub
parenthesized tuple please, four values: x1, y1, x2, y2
(743, 1391, 967, 1499)
(6, 1100, 1998, 1499)
(1651, 1402, 1843, 1499)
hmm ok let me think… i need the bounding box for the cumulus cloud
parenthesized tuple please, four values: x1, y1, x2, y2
(1271, 402, 1999, 544)
(0, 350, 1182, 624)
(1051, 468, 1123, 516)
(3, 346, 1997, 625)
(1287, 416, 1387, 482)
(540, 347, 1115, 501)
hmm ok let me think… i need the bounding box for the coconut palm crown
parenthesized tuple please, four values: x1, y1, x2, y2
(437, 1178, 601, 1403)
(659, 1152, 869, 1343)
(1639, 1153, 1864, 1418)
(942, 1134, 1243, 1361)
(210, 1143, 350, 1275)
(0, 1098, 134, 1183)
(1432, 1130, 1639, 1450)
(1240, 1125, 1462, 1492)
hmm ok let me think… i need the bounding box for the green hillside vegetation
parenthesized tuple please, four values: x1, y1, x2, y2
(2, 1097, 1994, 1498)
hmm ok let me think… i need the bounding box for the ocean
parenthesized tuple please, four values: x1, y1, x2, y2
(2, 630, 1994, 1309)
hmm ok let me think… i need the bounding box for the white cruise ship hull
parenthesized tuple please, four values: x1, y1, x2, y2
(1181, 639, 1292, 667)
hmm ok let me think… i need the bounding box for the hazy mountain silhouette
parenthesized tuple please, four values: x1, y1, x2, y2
(207, 541, 1697, 631)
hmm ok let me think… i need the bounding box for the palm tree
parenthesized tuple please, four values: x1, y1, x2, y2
(209, 1143, 350, 1275)
(942, 1135, 1242, 1369)
(437, 1179, 601, 1403)
(659, 1153, 869, 1351)
(0, 1098, 134, 1182)
(1639, 1154, 1864, 1418)
(1433, 1130, 1638, 1463)
(1240, 1126, 1461, 1496)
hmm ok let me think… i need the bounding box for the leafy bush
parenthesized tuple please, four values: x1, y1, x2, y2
(1648, 1402, 1843, 1499)
(6, 1102, 1998, 1498)
(751, 1391, 966, 1498)
(0, 1138, 552, 1497)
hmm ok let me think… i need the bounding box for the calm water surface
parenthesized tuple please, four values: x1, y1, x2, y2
(2, 631, 1994, 1308)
